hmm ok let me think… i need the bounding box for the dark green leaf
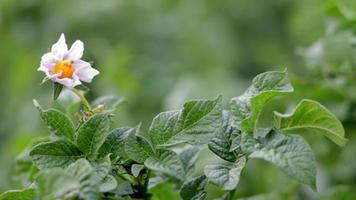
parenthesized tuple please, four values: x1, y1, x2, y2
(124, 128, 155, 163)
(149, 96, 222, 146)
(180, 175, 207, 200)
(98, 127, 135, 159)
(29, 140, 83, 169)
(76, 113, 111, 157)
(53, 83, 63, 100)
(37, 108, 75, 141)
(209, 110, 238, 162)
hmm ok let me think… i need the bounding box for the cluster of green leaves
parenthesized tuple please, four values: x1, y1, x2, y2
(0, 70, 347, 200)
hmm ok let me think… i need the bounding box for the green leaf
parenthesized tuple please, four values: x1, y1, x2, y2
(29, 140, 83, 169)
(273, 99, 348, 146)
(98, 127, 135, 159)
(116, 181, 134, 196)
(204, 157, 246, 191)
(0, 188, 37, 200)
(149, 96, 222, 146)
(92, 95, 126, 110)
(180, 175, 207, 200)
(76, 113, 111, 157)
(66, 159, 99, 199)
(131, 164, 145, 177)
(36, 169, 79, 200)
(99, 175, 117, 192)
(240, 131, 317, 189)
(145, 149, 186, 181)
(230, 70, 293, 133)
(179, 147, 200, 177)
(53, 83, 63, 100)
(124, 127, 155, 163)
(209, 110, 238, 162)
(36, 108, 75, 141)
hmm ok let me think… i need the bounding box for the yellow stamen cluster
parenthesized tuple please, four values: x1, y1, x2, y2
(52, 60, 75, 79)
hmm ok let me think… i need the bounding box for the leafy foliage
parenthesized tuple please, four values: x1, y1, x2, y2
(1, 70, 348, 199)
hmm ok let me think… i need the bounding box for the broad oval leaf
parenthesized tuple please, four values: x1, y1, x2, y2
(149, 96, 222, 146)
(144, 149, 186, 181)
(76, 113, 111, 157)
(204, 157, 246, 191)
(240, 131, 317, 189)
(35, 104, 75, 141)
(180, 175, 207, 200)
(0, 188, 36, 200)
(273, 99, 348, 146)
(29, 140, 83, 169)
(98, 127, 136, 159)
(230, 70, 293, 133)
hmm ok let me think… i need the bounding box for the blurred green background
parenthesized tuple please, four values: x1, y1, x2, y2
(0, 0, 355, 199)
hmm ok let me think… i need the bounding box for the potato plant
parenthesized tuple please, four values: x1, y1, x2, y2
(0, 35, 347, 200)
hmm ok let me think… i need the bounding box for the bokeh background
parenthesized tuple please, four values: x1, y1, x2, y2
(0, 0, 355, 199)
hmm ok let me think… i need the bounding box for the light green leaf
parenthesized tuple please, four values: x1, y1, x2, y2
(209, 110, 238, 162)
(204, 157, 246, 191)
(124, 127, 155, 163)
(98, 127, 135, 159)
(66, 159, 99, 199)
(29, 140, 83, 169)
(240, 131, 316, 189)
(230, 70, 293, 133)
(92, 95, 126, 110)
(36, 169, 79, 200)
(76, 113, 111, 157)
(34, 100, 75, 141)
(149, 96, 222, 146)
(145, 149, 186, 181)
(99, 175, 117, 192)
(0, 188, 36, 200)
(180, 175, 207, 200)
(273, 99, 348, 146)
(116, 181, 134, 196)
(179, 147, 200, 177)
(131, 164, 145, 177)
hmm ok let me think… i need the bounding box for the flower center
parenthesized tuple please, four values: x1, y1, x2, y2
(52, 60, 75, 79)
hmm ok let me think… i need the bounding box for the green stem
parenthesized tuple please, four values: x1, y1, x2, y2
(228, 189, 236, 200)
(72, 88, 91, 111)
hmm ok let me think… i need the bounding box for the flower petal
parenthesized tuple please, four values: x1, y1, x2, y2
(73, 60, 100, 82)
(51, 33, 68, 60)
(66, 40, 84, 61)
(39, 52, 57, 73)
(54, 76, 81, 89)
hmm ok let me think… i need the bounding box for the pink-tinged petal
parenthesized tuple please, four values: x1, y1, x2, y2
(51, 33, 68, 60)
(65, 40, 84, 61)
(73, 60, 100, 83)
(39, 52, 57, 71)
(54, 76, 81, 89)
